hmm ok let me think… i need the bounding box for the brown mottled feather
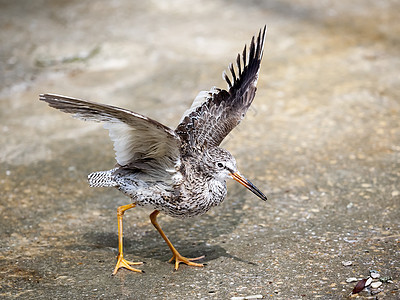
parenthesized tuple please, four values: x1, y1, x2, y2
(39, 94, 181, 181)
(175, 26, 266, 153)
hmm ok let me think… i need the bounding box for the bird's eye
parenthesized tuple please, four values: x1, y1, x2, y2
(217, 162, 224, 168)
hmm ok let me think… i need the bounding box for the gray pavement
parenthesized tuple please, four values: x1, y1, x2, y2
(1, 0, 399, 299)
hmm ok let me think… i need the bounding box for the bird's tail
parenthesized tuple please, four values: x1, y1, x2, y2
(88, 168, 118, 187)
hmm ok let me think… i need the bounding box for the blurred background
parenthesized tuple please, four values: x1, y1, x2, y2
(1, 0, 399, 298)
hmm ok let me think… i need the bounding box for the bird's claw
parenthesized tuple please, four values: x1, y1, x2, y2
(169, 253, 205, 270)
(112, 255, 144, 275)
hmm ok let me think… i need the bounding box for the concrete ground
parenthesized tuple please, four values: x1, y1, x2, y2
(1, 0, 399, 299)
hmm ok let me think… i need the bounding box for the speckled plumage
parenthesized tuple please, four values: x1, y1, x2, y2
(111, 148, 234, 218)
(39, 26, 268, 273)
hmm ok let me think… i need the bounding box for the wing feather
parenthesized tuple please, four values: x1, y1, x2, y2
(39, 94, 181, 177)
(176, 26, 267, 153)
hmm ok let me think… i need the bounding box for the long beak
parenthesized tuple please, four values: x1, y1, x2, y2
(230, 172, 268, 201)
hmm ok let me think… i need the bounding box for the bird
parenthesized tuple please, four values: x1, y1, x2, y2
(39, 26, 268, 275)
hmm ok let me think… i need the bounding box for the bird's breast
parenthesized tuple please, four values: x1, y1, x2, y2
(207, 179, 227, 206)
(157, 178, 227, 219)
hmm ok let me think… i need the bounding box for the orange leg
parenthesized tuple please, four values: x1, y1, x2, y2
(112, 203, 143, 275)
(150, 210, 204, 270)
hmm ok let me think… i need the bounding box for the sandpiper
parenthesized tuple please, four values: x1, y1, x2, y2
(40, 26, 267, 275)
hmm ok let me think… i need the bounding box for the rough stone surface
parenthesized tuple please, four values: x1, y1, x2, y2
(1, 0, 399, 299)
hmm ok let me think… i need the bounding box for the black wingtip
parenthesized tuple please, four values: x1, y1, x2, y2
(39, 93, 56, 106)
(222, 26, 267, 91)
(39, 93, 64, 105)
(229, 63, 236, 80)
(236, 53, 242, 76)
(223, 71, 232, 88)
(260, 25, 267, 59)
(242, 44, 247, 67)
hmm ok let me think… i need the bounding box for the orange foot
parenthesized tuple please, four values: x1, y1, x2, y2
(112, 255, 144, 275)
(169, 252, 205, 270)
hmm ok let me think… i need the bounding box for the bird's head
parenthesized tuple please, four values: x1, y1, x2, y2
(203, 147, 267, 201)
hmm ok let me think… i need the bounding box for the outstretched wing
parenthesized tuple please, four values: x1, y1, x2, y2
(39, 94, 182, 178)
(176, 26, 266, 154)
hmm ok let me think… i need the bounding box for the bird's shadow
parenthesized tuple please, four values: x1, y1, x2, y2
(82, 229, 256, 266)
(80, 187, 258, 266)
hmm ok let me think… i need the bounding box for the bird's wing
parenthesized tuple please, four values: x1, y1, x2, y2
(175, 26, 266, 153)
(39, 94, 182, 178)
